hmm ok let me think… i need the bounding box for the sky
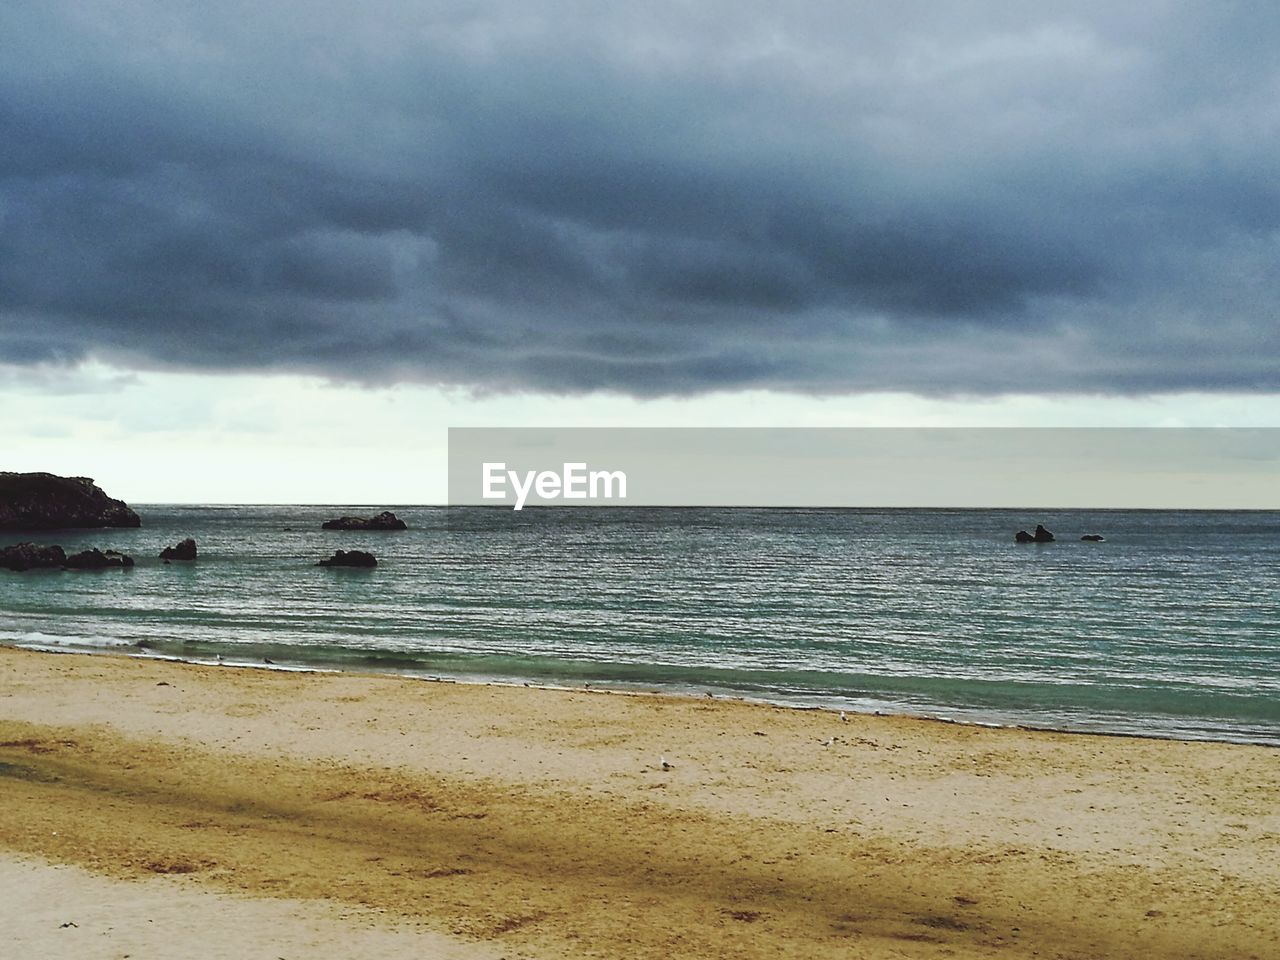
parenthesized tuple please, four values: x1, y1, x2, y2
(448, 428, 1280, 509)
(2, 2, 1278, 502)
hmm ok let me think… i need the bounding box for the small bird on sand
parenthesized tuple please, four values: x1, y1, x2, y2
(660, 756, 674, 771)
(839, 711, 848, 722)
(820, 737, 836, 747)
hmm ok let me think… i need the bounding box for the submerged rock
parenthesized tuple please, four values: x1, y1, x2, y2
(0, 541, 67, 571)
(321, 511, 407, 531)
(160, 537, 198, 561)
(1081, 534, 1106, 542)
(63, 548, 135, 570)
(317, 549, 377, 568)
(0, 472, 140, 530)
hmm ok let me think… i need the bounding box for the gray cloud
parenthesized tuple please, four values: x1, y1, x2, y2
(2, 1, 1278, 396)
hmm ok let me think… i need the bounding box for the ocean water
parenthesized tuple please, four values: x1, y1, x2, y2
(1, 506, 1278, 745)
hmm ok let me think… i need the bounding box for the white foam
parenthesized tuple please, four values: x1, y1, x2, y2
(2, 630, 136, 650)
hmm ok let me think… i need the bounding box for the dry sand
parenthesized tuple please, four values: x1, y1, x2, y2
(0, 853, 505, 960)
(1, 645, 1277, 959)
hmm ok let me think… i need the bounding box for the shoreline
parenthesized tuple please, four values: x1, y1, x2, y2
(3, 645, 1278, 959)
(7, 504, 1277, 754)
(7, 639, 1278, 749)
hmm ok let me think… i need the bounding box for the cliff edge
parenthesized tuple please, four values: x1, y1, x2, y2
(0, 472, 141, 530)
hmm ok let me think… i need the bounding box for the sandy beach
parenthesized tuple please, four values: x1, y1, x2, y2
(1, 645, 1277, 959)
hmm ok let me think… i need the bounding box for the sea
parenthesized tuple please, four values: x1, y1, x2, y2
(2, 506, 1277, 746)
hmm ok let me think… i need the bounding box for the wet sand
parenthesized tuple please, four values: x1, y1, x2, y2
(1, 646, 1277, 959)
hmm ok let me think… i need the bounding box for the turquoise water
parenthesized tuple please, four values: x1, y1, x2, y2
(2, 506, 1278, 745)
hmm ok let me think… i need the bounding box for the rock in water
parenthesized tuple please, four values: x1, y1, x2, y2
(321, 511, 407, 531)
(0, 472, 140, 530)
(160, 538, 198, 561)
(1014, 524, 1056, 543)
(63, 548, 135, 570)
(0, 542, 67, 571)
(317, 549, 377, 568)
(1081, 534, 1106, 542)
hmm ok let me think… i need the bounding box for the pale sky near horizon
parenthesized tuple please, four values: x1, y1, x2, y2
(449, 426, 1280, 509)
(5, 361, 1280, 504)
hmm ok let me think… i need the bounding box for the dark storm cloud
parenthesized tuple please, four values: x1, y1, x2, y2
(2, 1, 1278, 396)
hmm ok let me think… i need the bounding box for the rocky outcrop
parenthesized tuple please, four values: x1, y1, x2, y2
(1081, 534, 1106, 542)
(317, 549, 377, 568)
(0, 473, 140, 530)
(63, 548, 135, 570)
(2, 541, 135, 570)
(1015, 524, 1055, 543)
(0, 542, 66, 571)
(321, 511, 406, 531)
(160, 538, 198, 561)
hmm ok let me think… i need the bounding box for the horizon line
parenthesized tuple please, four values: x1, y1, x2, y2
(130, 502, 1280, 511)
